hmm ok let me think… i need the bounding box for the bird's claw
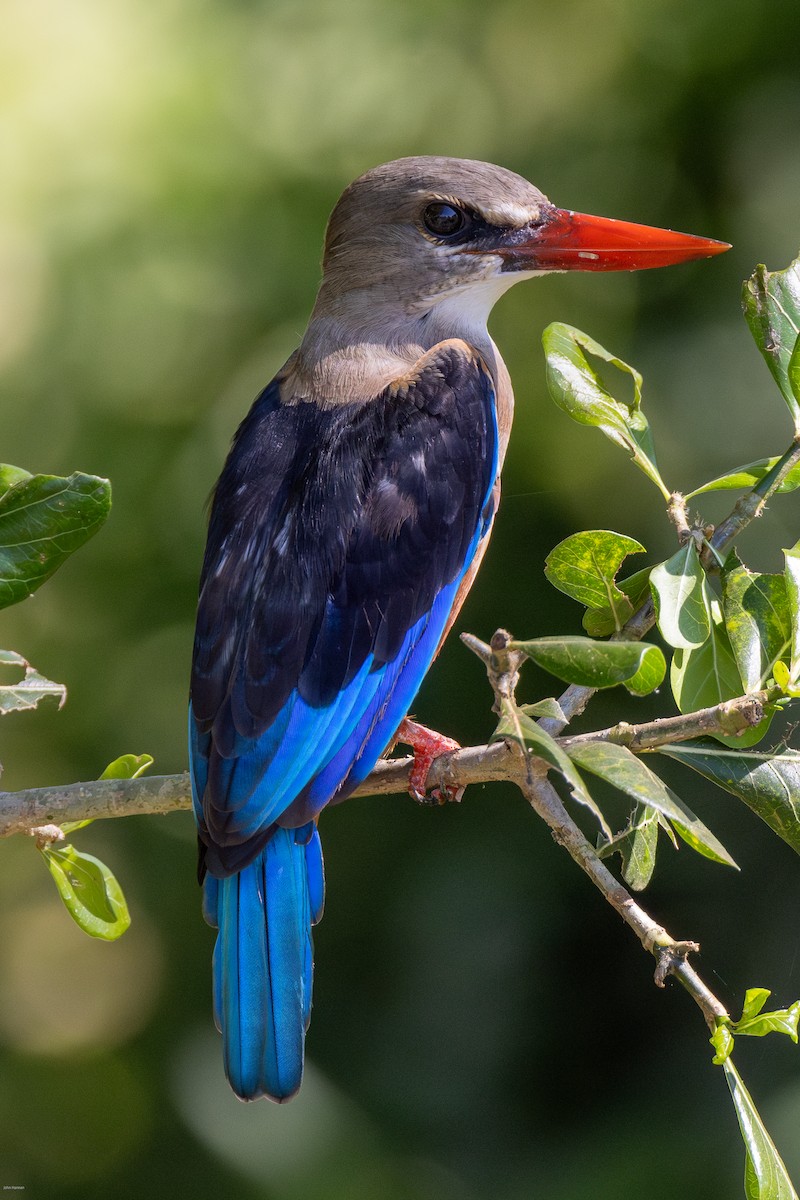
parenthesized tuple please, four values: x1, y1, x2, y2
(395, 718, 463, 805)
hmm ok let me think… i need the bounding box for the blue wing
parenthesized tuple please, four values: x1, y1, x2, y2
(190, 339, 498, 1100)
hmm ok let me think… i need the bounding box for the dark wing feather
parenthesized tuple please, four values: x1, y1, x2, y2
(190, 340, 497, 872)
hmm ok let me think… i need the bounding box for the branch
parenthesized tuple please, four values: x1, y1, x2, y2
(0, 742, 518, 839)
(468, 628, 732, 1030)
(540, 436, 800, 737)
(517, 769, 728, 1027)
(0, 685, 772, 837)
(0, 625, 741, 1036)
(561, 690, 771, 751)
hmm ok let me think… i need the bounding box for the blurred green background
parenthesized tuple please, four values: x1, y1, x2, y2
(2, 0, 800, 1196)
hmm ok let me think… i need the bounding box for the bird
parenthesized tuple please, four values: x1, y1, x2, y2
(188, 156, 729, 1103)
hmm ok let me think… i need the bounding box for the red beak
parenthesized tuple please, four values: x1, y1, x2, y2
(501, 206, 730, 272)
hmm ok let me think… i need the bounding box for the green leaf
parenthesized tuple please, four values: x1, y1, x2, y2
(659, 784, 738, 868)
(567, 740, 696, 830)
(542, 322, 669, 498)
(742, 256, 800, 431)
(519, 698, 567, 722)
(669, 602, 771, 747)
(650, 541, 711, 649)
(583, 566, 653, 637)
(711, 1021, 734, 1065)
(544, 530, 644, 631)
(492, 705, 610, 836)
(772, 661, 798, 696)
(784, 542, 800, 686)
(61, 752, 155, 834)
(790, 330, 800, 408)
(0, 464, 33, 495)
(722, 565, 792, 691)
(99, 752, 154, 781)
(597, 803, 659, 890)
(670, 617, 741, 713)
(657, 742, 800, 854)
(624, 641, 669, 697)
(686, 456, 800, 498)
(512, 635, 665, 694)
(0, 471, 111, 610)
(740, 988, 771, 1023)
(0, 649, 66, 715)
(729, 987, 800, 1044)
(721, 1058, 799, 1200)
(40, 843, 131, 940)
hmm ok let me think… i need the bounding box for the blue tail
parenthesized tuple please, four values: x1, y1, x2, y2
(204, 822, 325, 1102)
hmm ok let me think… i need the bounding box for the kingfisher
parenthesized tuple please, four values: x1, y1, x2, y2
(189, 156, 728, 1102)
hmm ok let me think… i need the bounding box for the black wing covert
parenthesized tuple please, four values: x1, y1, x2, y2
(191, 339, 497, 835)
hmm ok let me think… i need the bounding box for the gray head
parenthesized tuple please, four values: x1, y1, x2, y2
(316, 156, 550, 321)
(311, 156, 729, 332)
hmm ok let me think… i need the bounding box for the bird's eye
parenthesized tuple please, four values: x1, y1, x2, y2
(422, 202, 467, 238)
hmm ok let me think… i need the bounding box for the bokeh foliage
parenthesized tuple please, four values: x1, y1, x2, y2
(2, 1, 800, 1197)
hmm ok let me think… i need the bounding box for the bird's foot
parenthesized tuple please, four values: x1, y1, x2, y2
(395, 718, 463, 805)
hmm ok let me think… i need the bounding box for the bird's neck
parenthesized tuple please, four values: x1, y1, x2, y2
(282, 281, 511, 407)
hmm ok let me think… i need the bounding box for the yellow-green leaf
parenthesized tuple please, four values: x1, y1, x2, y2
(41, 843, 131, 941)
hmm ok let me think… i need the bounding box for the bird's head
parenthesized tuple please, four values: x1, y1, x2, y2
(314, 156, 729, 334)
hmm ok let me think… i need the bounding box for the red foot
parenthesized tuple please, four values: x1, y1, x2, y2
(395, 718, 463, 805)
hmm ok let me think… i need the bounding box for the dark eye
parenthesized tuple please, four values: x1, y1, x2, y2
(422, 202, 467, 238)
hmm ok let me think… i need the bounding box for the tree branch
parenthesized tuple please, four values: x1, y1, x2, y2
(539, 436, 800, 737)
(0, 683, 772, 838)
(561, 690, 771, 751)
(0, 742, 520, 839)
(517, 768, 728, 1028)
(465, 626, 733, 1031)
(0, 622, 767, 1035)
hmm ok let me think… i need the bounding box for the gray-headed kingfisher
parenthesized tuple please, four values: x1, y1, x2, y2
(189, 157, 728, 1102)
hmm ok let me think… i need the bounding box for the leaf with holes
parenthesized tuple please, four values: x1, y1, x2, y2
(0, 649, 65, 716)
(542, 323, 669, 497)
